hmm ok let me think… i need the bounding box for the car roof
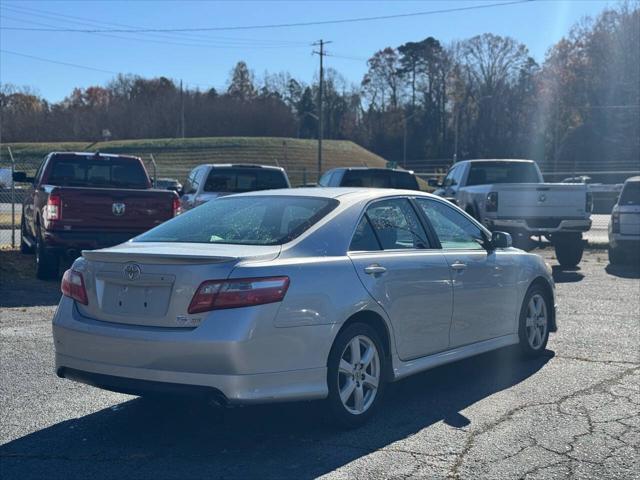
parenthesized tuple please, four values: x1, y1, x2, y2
(50, 151, 140, 160)
(234, 187, 437, 202)
(459, 159, 535, 164)
(202, 163, 285, 171)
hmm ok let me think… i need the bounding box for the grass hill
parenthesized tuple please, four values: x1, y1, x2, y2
(3, 137, 389, 186)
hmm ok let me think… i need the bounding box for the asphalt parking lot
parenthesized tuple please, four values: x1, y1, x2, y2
(1, 248, 638, 479)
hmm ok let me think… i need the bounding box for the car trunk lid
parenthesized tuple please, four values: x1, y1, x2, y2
(77, 242, 281, 327)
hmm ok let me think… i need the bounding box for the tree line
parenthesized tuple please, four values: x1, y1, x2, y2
(1, 4, 638, 172)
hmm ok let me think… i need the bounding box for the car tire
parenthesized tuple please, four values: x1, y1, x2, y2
(512, 232, 535, 251)
(35, 226, 59, 280)
(518, 285, 551, 357)
(554, 233, 584, 268)
(326, 323, 386, 429)
(20, 216, 34, 254)
(608, 247, 623, 265)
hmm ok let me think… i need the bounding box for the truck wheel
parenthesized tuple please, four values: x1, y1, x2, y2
(35, 227, 59, 280)
(608, 247, 623, 265)
(20, 216, 34, 254)
(554, 233, 584, 268)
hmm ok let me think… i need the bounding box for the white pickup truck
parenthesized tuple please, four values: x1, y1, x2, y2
(432, 159, 592, 267)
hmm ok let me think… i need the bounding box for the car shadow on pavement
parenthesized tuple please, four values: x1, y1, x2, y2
(0, 347, 553, 480)
(551, 266, 585, 283)
(605, 262, 640, 279)
(0, 249, 61, 307)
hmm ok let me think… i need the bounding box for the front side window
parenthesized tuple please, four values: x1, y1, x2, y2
(416, 198, 485, 250)
(443, 166, 460, 187)
(135, 196, 337, 245)
(364, 198, 428, 250)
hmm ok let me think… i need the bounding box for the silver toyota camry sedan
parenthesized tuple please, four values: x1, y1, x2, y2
(53, 188, 556, 427)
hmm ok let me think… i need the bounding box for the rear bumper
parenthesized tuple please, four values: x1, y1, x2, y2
(52, 297, 331, 404)
(486, 218, 591, 234)
(44, 230, 141, 254)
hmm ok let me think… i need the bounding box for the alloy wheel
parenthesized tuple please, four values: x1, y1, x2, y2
(337, 335, 380, 415)
(525, 293, 548, 350)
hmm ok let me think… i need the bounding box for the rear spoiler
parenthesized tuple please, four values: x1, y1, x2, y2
(82, 250, 238, 265)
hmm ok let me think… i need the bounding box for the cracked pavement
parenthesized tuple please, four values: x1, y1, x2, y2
(1, 249, 638, 479)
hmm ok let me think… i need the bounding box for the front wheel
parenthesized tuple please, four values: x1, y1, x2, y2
(553, 233, 584, 268)
(518, 286, 551, 356)
(20, 216, 34, 254)
(326, 323, 386, 428)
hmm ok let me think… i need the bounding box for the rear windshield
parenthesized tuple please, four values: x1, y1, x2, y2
(466, 162, 541, 186)
(619, 182, 640, 205)
(204, 168, 288, 193)
(47, 156, 149, 189)
(341, 170, 420, 190)
(135, 195, 338, 245)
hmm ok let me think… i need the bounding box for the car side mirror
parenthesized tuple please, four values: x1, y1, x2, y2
(427, 178, 441, 188)
(491, 231, 512, 249)
(12, 172, 34, 183)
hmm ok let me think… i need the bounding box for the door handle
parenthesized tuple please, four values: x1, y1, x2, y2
(364, 264, 387, 276)
(450, 261, 467, 271)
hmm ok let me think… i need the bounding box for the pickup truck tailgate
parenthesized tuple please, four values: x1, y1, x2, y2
(496, 183, 588, 218)
(51, 186, 176, 232)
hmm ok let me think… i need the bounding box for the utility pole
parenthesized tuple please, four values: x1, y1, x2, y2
(313, 39, 331, 180)
(180, 80, 185, 139)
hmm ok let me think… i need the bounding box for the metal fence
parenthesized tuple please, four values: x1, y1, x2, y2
(0, 146, 627, 247)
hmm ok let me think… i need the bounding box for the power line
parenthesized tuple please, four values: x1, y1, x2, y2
(0, 3, 311, 46)
(0, 49, 118, 74)
(0, 1, 534, 33)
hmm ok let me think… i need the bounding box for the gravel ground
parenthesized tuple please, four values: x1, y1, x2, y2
(0, 249, 638, 479)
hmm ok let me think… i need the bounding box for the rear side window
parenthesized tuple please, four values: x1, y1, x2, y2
(47, 156, 149, 189)
(341, 170, 419, 190)
(135, 195, 337, 245)
(204, 168, 288, 193)
(363, 198, 428, 250)
(350, 216, 381, 251)
(619, 182, 640, 205)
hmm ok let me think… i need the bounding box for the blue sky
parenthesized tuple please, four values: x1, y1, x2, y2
(0, 0, 613, 102)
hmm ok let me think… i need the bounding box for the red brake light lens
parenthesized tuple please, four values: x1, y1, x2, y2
(172, 195, 181, 216)
(188, 276, 290, 314)
(61, 269, 88, 305)
(45, 194, 62, 221)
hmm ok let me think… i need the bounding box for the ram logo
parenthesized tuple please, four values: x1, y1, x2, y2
(112, 202, 126, 216)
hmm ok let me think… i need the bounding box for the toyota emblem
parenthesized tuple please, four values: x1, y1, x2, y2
(112, 202, 126, 216)
(123, 263, 141, 281)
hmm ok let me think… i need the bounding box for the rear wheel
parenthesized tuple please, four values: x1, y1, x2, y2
(35, 226, 59, 280)
(326, 323, 385, 428)
(518, 286, 550, 356)
(20, 216, 34, 254)
(554, 233, 584, 268)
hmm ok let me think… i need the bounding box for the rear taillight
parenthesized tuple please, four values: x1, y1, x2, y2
(586, 192, 593, 213)
(486, 192, 498, 212)
(45, 194, 62, 221)
(188, 276, 290, 314)
(61, 269, 88, 305)
(172, 196, 181, 216)
(612, 211, 620, 233)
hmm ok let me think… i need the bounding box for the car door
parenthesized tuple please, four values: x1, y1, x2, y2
(348, 197, 454, 361)
(415, 197, 519, 347)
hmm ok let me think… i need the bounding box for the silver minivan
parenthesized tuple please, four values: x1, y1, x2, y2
(180, 164, 291, 211)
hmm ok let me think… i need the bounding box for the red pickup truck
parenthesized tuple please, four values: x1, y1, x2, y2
(14, 152, 180, 279)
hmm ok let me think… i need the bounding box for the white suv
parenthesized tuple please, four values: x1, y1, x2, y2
(609, 176, 640, 264)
